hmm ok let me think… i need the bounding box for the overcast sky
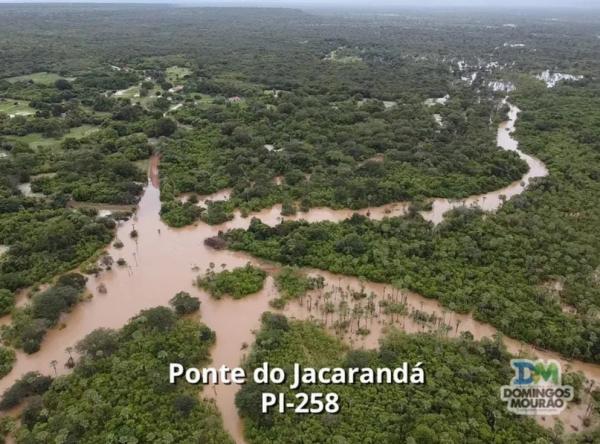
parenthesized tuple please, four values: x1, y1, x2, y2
(0, 0, 599, 8)
(187, 0, 599, 7)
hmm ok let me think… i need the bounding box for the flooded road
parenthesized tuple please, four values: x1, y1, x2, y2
(0, 103, 591, 441)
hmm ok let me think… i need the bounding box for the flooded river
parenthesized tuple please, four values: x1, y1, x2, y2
(0, 104, 594, 441)
(197, 104, 547, 226)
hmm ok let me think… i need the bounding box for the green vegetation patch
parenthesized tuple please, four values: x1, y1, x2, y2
(271, 266, 324, 308)
(32, 151, 144, 204)
(0, 209, 114, 291)
(237, 314, 552, 443)
(0, 99, 34, 117)
(1, 273, 88, 354)
(166, 65, 193, 83)
(12, 306, 233, 444)
(5, 124, 100, 150)
(169, 291, 201, 315)
(197, 264, 267, 299)
(0, 346, 15, 379)
(160, 199, 203, 227)
(224, 79, 600, 364)
(0, 371, 52, 411)
(0, 288, 14, 316)
(4, 72, 71, 86)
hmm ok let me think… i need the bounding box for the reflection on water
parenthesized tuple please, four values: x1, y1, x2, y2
(0, 103, 591, 442)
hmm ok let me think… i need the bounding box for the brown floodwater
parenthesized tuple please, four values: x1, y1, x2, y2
(0, 104, 593, 441)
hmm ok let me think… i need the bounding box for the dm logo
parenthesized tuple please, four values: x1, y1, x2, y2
(500, 359, 573, 415)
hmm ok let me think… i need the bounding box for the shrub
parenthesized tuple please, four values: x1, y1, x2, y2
(197, 264, 266, 299)
(0, 346, 15, 378)
(76, 328, 119, 359)
(0, 289, 15, 316)
(169, 291, 200, 315)
(56, 273, 87, 291)
(0, 372, 52, 410)
(160, 201, 202, 227)
(200, 201, 233, 225)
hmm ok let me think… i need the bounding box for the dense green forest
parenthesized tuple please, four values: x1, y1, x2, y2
(237, 314, 555, 443)
(158, 85, 526, 224)
(0, 209, 114, 291)
(10, 306, 232, 443)
(1, 273, 88, 354)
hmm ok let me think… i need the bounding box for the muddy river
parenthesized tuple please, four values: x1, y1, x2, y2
(0, 104, 595, 441)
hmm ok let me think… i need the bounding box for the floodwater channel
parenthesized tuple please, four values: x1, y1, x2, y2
(0, 104, 595, 442)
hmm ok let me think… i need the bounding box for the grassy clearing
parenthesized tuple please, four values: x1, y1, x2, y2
(67, 125, 100, 139)
(6, 133, 57, 149)
(114, 84, 163, 108)
(5, 124, 99, 149)
(324, 48, 364, 64)
(193, 93, 214, 105)
(4, 72, 73, 85)
(113, 85, 140, 99)
(82, 105, 112, 118)
(166, 66, 192, 83)
(0, 98, 35, 116)
(134, 87, 163, 108)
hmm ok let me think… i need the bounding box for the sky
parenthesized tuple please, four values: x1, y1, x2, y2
(0, 0, 598, 7)
(206, 0, 600, 8)
(183, 0, 599, 7)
